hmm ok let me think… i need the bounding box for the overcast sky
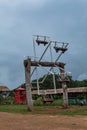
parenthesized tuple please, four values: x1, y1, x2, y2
(0, 0, 87, 89)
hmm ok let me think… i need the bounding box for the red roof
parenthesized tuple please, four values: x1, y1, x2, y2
(16, 87, 25, 91)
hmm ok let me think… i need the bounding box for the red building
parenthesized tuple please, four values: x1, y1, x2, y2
(14, 87, 26, 104)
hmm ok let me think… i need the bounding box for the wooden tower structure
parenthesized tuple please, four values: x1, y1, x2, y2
(24, 35, 69, 111)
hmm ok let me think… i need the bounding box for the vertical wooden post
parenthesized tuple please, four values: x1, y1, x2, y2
(59, 65, 68, 108)
(24, 58, 33, 111)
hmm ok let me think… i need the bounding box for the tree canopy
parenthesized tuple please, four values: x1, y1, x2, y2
(20, 74, 87, 90)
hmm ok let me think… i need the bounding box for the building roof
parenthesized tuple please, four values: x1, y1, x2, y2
(0, 85, 10, 92)
(15, 87, 25, 91)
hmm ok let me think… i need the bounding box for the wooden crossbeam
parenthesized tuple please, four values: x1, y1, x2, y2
(24, 59, 65, 68)
(32, 87, 87, 95)
(31, 61, 65, 67)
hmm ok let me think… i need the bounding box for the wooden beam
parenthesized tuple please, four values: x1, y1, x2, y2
(30, 61, 65, 67)
(24, 58, 33, 111)
(59, 66, 68, 108)
(32, 87, 87, 95)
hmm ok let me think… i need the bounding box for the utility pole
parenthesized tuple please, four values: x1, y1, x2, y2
(24, 57, 33, 111)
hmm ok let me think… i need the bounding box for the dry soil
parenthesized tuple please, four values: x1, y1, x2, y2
(0, 112, 87, 130)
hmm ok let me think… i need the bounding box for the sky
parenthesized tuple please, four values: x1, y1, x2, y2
(0, 0, 87, 89)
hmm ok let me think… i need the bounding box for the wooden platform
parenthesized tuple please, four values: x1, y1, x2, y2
(32, 87, 87, 95)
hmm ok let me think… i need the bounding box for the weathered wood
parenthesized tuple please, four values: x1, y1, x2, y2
(32, 87, 87, 95)
(24, 58, 33, 111)
(42, 95, 54, 104)
(59, 66, 68, 108)
(31, 61, 65, 67)
(54, 47, 67, 53)
(36, 40, 48, 46)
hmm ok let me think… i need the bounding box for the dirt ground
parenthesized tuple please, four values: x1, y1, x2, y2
(0, 112, 87, 130)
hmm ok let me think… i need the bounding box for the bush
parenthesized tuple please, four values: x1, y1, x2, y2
(52, 99, 62, 106)
(0, 95, 13, 105)
(33, 97, 43, 106)
(0, 95, 4, 104)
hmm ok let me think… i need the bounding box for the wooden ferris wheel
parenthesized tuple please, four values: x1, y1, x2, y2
(24, 35, 69, 111)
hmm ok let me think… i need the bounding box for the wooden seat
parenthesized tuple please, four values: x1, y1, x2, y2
(36, 40, 48, 46)
(54, 47, 67, 53)
(42, 95, 54, 104)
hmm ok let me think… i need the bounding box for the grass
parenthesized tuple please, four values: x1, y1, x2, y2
(57, 105, 87, 115)
(0, 104, 87, 115)
(0, 104, 28, 114)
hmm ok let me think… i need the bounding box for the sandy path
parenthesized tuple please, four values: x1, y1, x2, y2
(0, 112, 87, 130)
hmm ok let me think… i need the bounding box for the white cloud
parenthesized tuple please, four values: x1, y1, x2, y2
(77, 73, 87, 81)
